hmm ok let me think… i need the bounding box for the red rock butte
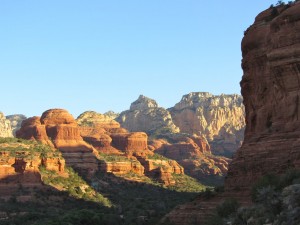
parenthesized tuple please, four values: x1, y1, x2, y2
(17, 109, 98, 175)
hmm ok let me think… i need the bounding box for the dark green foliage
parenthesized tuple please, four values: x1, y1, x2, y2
(216, 198, 239, 218)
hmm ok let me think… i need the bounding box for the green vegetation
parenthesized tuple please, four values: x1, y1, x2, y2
(98, 152, 134, 162)
(206, 169, 300, 225)
(0, 137, 59, 159)
(0, 137, 210, 225)
(147, 153, 170, 161)
(40, 166, 112, 207)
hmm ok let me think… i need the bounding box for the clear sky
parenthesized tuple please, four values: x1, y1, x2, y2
(0, 0, 278, 117)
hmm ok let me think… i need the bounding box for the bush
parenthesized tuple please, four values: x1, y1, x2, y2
(216, 198, 239, 218)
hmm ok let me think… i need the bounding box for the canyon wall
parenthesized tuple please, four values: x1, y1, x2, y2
(226, 2, 300, 191)
(169, 92, 245, 156)
(161, 2, 300, 224)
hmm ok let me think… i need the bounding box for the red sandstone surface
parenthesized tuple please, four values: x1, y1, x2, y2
(161, 3, 300, 224)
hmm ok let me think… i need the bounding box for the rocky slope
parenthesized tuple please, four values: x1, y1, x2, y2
(77, 111, 120, 129)
(6, 114, 27, 136)
(0, 138, 65, 202)
(117, 95, 180, 136)
(0, 112, 13, 137)
(169, 92, 245, 156)
(161, 2, 300, 224)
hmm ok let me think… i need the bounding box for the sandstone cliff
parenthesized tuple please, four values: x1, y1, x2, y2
(169, 92, 245, 156)
(226, 2, 300, 191)
(0, 112, 13, 137)
(161, 2, 300, 224)
(6, 114, 27, 136)
(116, 95, 180, 135)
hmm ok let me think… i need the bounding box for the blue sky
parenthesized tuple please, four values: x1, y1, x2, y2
(0, 0, 278, 117)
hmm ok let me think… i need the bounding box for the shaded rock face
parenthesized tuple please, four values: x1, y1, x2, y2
(6, 114, 27, 137)
(16, 109, 98, 175)
(116, 95, 180, 135)
(150, 134, 229, 182)
(0, 113, 13, 137)
(226, 2, 300, 191)
(169, 92, 245, 156)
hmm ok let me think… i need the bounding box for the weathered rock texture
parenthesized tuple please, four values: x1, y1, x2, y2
(169, 92, 245, 156)
(17, 109, 99, 175)
(0, 112, 13, 137)
(226, 2, 300, 191)
(0, 142, 65, 201)
(117, 95, 180, 135)
(150, 134, 229, 182)
(6, 114, 27, 136)
(161, 2, 300, 224)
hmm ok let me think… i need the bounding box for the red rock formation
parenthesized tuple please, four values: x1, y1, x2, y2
(151, 134, 229, 180)
(161, 3, 300, 224)
(226, 2, 300, 191)
(100, 160, 144, 176)
(16, 117, 54, 147)
(0, 147, 65, 202)
(17, 109, 99, 176)
(111, 132, 153, 157)
(79, 126, 123, 155)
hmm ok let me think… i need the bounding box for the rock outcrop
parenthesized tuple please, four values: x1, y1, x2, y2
(161, 2, 300, 224)
(0, 140, 65, 201)
(226, 2, 300, 191)
(150, 134, 229, 182)
(169, 92, 245, 156)
(0, 112, 13, 137)
(6, 114, 27, 136)
(117, 95, 180, 135)
(16, 109, 99, 175)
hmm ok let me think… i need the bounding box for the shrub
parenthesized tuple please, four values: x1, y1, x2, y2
(216, 198, 239, 218)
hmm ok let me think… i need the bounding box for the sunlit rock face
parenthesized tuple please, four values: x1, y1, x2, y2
(226, 2, 300, 191)
(116, 95, 180, 135)
(169, 92, 245, 157)
(0, 112, 13, 137)
(17, 109, 99, 175)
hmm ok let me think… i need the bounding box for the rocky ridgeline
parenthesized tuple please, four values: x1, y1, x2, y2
(161, 2, 300, 224)
(117, 93, 245, 157)
(117, 95, 180, 135)
(0, 112, 13, 137)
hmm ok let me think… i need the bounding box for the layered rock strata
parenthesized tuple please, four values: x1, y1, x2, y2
(169, 92, 245, 156)
(0, 142, 65, 202)
(0, 112, 13, 137)
(161, 2, 300, 224)
(226, 2, 300, 191)
(17, 109, 99, 175)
